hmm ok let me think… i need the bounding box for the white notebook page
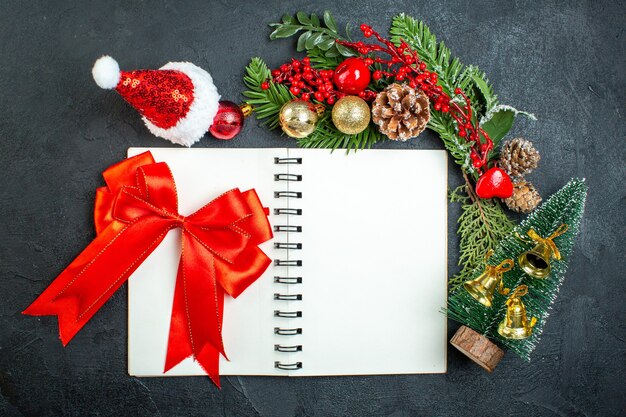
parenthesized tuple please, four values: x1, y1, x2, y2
(126, 147, 447, 377)
(289, 149, 447, 375)
(127, 148, 286, 376)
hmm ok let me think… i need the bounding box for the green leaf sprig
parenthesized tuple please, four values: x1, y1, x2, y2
(269, 11, 356, 69)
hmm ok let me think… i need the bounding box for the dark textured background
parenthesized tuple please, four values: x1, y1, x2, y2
(1, 0, 624, 416)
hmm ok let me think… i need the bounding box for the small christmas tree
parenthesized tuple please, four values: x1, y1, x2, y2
(447, 178, 587, 369)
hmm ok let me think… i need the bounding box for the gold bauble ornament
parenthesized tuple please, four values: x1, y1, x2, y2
(331, 96, 371, 135)
(279, 99, 318, 138)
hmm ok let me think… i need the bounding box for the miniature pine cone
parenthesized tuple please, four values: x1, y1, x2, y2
(500, 137, 540, 177)
(372, 83, 430, 141)
(503, 180, 542, 213)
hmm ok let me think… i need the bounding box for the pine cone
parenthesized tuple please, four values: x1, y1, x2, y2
(503, 180, 542, 213)
(500, 138, 540, 177)
(372, 83, 430, 141)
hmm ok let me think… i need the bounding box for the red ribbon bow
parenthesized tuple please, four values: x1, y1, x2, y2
(23, 152, 273, 387)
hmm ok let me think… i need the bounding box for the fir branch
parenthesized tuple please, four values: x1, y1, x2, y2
(297, 114, 383, 151)
(447, 179, 588, 360)
(389, 14, 501, 175)
(428, 110, 474, 171)
(389, 14, 536, 163)
(449, 180, 515, 291)
(243, 57, 294, 130)
(389, 15, 499, 118)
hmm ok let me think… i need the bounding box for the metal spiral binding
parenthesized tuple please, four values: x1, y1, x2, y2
(274, 208, 302, 215)
(274, 276, 302, 284)
(275, 174, 302, 181)
(274, 361, 302, 370)
(274, 225, 302, 232)
(274, 242, 302, 249)
(274, 260, 302, 267)
(274, 327, 302, 335)
(274, 293, 302, 301)
(274, 344, 302, 352)
(274, 157, 302, 164)
(274, 191, 302, 199)
(273, 155, 303, 372)
(274, 310, 302, 318)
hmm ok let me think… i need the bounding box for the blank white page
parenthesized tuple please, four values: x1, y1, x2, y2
(289, 149, 447, 376)
(127, 148, 287, 376)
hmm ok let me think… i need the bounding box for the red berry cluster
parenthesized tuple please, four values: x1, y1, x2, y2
(261, 57, 377, 104)
(337, 24, 494, 172)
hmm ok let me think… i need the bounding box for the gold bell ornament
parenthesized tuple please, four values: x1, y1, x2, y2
(463, 250, 514, 308)
(517, 223, 568, 279)
(497, 285, 537, 339)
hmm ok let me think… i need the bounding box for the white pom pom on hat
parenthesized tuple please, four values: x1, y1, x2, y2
(92, 55, 121, 89)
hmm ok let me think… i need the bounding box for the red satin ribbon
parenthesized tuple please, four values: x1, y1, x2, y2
(23, 151, 273, 387)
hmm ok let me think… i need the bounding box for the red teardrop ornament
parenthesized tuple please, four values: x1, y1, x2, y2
(475, 167, 514, 199)
(209, 101, 244, 140)
(333, 58, 371, 95)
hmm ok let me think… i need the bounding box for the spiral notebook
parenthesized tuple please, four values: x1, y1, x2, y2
(127, 147, 447, 377)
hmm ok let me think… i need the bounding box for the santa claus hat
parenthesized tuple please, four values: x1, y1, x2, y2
(92, 55, 220, 146)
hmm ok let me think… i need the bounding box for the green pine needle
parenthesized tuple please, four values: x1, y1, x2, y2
(449, 185, 515, 291)
(297, 113, 383, 151)
(243, 57, 294, 131)
(389, 13, 499, 174)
